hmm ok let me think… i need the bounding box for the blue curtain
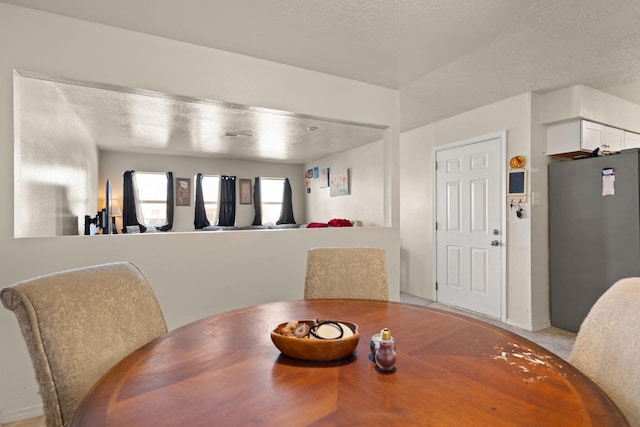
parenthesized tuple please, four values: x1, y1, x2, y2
(194, 173, 210, 229)
(276, 178, 296, 224)
(122, 171, 147, 233)
(158, 171, 174, 231)
(217, 175, 236, 226)
(252, 177, 262, 226)
(122, 171, 173, 233)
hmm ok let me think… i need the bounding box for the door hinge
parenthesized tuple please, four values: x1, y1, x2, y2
(435, 282, 438, 291)
(435, 222, 438, 231)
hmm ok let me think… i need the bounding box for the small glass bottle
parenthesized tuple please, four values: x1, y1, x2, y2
(375, 328, 397, 371)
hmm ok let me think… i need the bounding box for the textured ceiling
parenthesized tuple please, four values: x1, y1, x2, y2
(18, 72, 384, 163)
(6, 0, 640, 160)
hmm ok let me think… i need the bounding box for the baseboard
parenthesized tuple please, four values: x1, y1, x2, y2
(503, 318, 532, 331)
(0, 404, 43, 424)
(532, 320, 551, 332)
(504, 318, 552, 332)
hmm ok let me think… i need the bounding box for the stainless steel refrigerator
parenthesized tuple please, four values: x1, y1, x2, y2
(549, 148, 640, 332)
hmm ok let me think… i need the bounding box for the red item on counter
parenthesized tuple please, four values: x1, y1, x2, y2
(328, 218, 353, 227)
(306, 222, 329, 228)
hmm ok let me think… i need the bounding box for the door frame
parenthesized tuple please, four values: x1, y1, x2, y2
(432, 131, 507, 322)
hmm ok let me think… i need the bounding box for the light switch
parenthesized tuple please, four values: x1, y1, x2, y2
(532, 192, 541, 205)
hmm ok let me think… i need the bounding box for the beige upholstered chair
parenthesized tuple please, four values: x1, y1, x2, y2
(1, 262, 167, 427)
(304, 247, 388, 301)
(569, 277, 640, 426)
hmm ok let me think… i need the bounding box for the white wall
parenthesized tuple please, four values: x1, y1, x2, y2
(15, 74, 98, 238)
(304, 139, 384, 226)
(0, 4, 400, 422)
(399, 86, 640, 334)
(399, 125, 433, 299)
(400, 93, 546, 329)
(529, 93, 552, 331)
(99, 151, 306, 232)
(539, 84, 640, 133)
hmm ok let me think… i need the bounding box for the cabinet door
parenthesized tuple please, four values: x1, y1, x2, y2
(547, 120, 581, 155)
(581, 121, 604, 151)
(624, 131, 640, 149)
(603, 126, 623, 151)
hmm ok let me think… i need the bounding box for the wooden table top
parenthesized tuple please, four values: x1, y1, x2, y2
(72, 300, 627, 426)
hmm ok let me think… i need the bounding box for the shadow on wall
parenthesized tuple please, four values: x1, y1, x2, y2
(19, 183, 80, 237)
(56, 185, 79, 236)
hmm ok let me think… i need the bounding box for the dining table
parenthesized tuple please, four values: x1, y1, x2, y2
(71, 299, 628, 426)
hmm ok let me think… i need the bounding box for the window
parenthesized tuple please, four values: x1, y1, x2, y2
(260, 177, 284, 224)
(200, 175, 220, 222)
(135, 172, 168, 227)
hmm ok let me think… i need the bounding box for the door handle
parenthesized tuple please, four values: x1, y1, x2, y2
(490, 240, 500, 247)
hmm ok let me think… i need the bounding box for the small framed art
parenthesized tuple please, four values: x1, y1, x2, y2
(240, 179, 252, 204)
(176, 178, 191, 206)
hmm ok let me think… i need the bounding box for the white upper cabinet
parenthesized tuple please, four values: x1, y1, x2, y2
(547, 119, 634, 155)
(624, 131, 640, 149)
(581, 120, 604, 151)
(602, 124, 623, 152)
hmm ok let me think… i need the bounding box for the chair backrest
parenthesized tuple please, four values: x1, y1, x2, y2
(569, 277, 640, 426)
(304, 247, 388, 301)
(1, 262, 167, 427)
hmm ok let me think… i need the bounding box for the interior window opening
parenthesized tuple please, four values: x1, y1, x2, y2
(201, 175, 220, 222)
(134, 172, 169, 227)
(260, 177, 285, 225)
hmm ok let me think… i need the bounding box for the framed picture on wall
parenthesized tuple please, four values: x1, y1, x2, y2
(176, 178, 191, 206)
(330, 168, 349, 197)
(240, 178, 252, 204)
(320, 167, 330, 188)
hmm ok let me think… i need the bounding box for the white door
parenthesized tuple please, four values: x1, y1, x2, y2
(435, 137, 503, 319)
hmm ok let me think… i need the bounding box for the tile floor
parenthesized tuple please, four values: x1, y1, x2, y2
(3, 293, 576, 427)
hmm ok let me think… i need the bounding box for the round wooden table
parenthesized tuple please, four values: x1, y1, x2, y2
(71, 300, 627, 426)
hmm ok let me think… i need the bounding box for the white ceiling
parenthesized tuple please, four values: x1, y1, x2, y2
(18, 71, 385, 163)
(7, 0, 640, 161)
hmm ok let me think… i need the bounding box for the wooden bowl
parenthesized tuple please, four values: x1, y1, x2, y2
(271, 320, 360, 361)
